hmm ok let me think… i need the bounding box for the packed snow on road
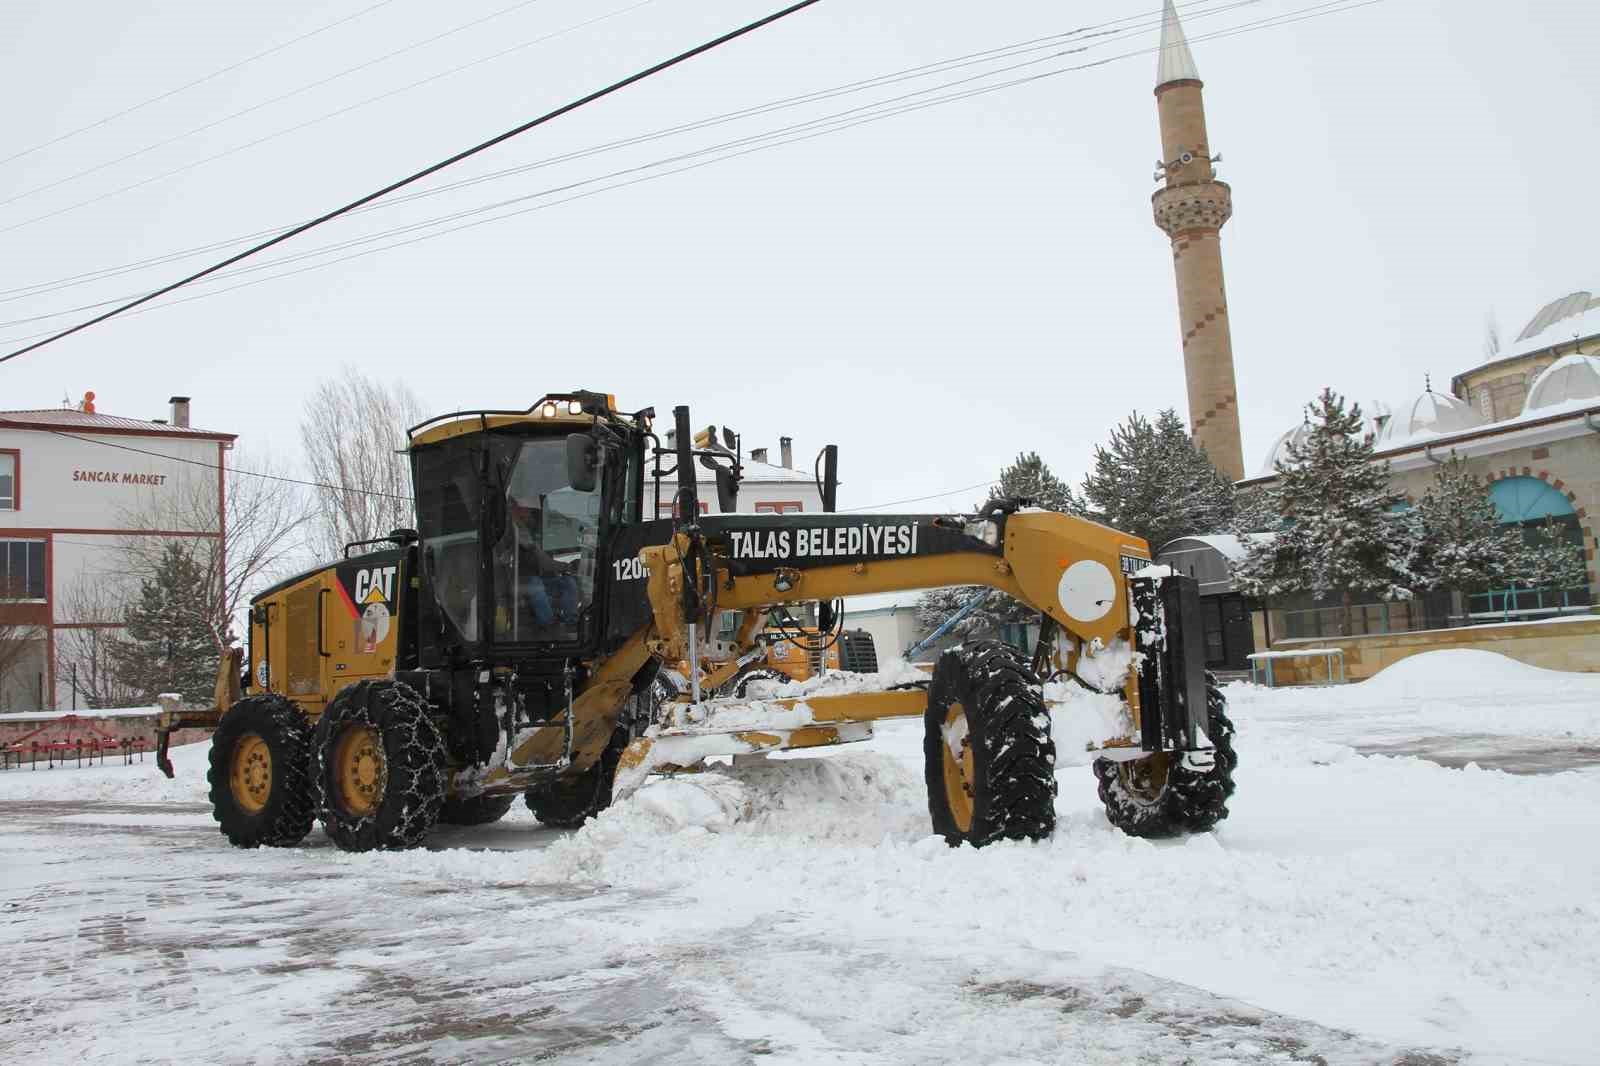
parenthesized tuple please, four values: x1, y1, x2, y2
(3, 649, 1598, 1064)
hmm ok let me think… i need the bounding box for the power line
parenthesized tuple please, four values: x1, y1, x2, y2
(0, 420, 415, 501)
(0, 0, 1385, 345)
(842, 482, 998, 513)
(0, 0, 560, 208)
(0, 0, 404, 169)
(0, 0, 1272, 326)
(0, 0, 826, 366)
(0, 0, 659, 239)
(0, 0, 1235, 292)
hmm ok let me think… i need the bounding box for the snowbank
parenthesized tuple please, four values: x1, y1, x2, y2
(1364, 647, 1571, 690)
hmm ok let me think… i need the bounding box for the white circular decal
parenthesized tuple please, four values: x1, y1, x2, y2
(1058, 560, 1116, 623)
(256, 659, 269, 688)
(360, 602, 392, 653)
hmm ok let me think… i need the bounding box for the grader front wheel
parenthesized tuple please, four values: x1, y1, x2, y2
(206, 694, 315, 848)
(1094, 680, 1237, 838)
(923, 641, 1057, 847)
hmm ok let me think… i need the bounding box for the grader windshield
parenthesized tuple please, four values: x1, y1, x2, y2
(413, 432, 601, 646)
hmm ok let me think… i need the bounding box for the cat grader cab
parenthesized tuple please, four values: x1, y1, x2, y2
(156, 392, 1236, 851)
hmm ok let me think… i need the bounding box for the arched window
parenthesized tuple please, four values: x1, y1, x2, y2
(1475, 476, 1590, 618)
(1488, 476, 1575, 523)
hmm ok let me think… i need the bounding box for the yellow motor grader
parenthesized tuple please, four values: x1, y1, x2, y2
(157, 391, 1235, 851)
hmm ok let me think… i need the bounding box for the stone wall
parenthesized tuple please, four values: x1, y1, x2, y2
(1261, 617, 1600, 685)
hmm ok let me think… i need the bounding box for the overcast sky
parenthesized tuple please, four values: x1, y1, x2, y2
(3, 0, 1596, 511)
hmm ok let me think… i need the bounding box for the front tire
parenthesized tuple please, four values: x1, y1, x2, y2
(207, 694, 315, 849)
(923, 641, 1057, 847)
(1093, 679, 1237, 838)
(312, 680, 448, 852)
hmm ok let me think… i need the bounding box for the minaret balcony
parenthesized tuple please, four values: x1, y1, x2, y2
(1152, 181, 1233, 237)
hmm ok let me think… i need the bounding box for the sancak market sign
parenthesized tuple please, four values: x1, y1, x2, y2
(72, 469, 170, 487)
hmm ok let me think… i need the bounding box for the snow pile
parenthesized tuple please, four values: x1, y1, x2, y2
(1233, 648, 1600, 742)
(746, 659, 928, 700)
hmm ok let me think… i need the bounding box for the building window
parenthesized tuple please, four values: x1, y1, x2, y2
(657, 500, 708, 519)
(0, 450, 16, 510)
(754, 501, 804, 514)
(0, 539, 46, 600)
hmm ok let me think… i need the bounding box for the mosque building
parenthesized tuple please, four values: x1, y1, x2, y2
(1147, 2, 1599, 672)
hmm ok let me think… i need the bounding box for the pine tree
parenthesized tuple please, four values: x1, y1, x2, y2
(1410, 454, 1524, 609)
(1234, 389, 1413, 627)
(108, 543, 220, 704)
(1517, 518, 1589, 595)
(915, 452, 1083, 647)
(1080, 408, 1236, 550)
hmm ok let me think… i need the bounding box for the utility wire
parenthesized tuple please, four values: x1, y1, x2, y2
(0, 0, 558, 208)
(0, 0, 658, 239)
(0, 0, 1234, 292)
(0, 420, 415, 501)
(0, 0, 825, 366)
(0, 0, 1384, 345)
(0, 0, 403, 168)
(0, 0, 1265, 323)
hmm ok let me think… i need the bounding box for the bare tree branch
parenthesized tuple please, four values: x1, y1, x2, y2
(299, 365, 422, 560)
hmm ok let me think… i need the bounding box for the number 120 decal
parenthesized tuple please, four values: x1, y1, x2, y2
(613, 557, 650, 581)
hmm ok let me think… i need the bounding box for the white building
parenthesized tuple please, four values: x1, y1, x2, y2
(654, 434, 827, 517)
(0, 396, 234, 711)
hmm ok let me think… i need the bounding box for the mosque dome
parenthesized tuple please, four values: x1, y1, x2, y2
(1380, 386, 1486, 443)
(1259, 421, 1312, 476)
(1524, 353, 1600, 412)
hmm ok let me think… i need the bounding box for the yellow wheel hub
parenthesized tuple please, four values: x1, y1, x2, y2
(941, 703, 976, 833)
(230, 733, 273, 815)
(333, 725, 387, 818)
(1116, 753, 1172, 805)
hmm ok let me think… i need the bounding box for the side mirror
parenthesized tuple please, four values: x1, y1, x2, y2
(566, 433, 599, 493)
(714, 466, 739, 513)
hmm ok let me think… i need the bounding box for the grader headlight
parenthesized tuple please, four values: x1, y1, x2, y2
(962, 518, 1000, 547)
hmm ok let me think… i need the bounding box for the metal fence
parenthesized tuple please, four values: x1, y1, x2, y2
(1280, 585, 1590, 640)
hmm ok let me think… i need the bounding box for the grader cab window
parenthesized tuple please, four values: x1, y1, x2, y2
(493, 439, 600, 643)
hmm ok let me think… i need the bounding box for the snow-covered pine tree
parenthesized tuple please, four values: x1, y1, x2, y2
(1517, 518, 1589, 595)
(1080, 409, 1235, 550)
(1233, 389, 1412, 628)
(108, 543, 221, 704)
(915, 452, 1082, 647)
(1410, 454, 1524, 614)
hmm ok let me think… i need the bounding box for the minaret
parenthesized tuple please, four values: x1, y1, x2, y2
(1152, 0, 1245, 481)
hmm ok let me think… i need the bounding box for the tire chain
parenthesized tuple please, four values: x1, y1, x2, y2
(313, 680, 450, 851)
(1093, 675, 1237, 839)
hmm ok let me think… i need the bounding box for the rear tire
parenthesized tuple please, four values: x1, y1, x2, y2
(1093, 678, 1236, 838)
(438, 793, 516, 826)
(312, 680, 448, 851)
(207, 694, 315, 849)
(525, 729, 627, 828)
(923, 641, 1057, 847)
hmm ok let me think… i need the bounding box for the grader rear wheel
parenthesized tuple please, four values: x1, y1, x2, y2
(923, 641, 1056, 847)
(312, 680, 448, 852)
(439, 793, 517, 826)
(207, 694, 314, 849)
(1094, 679, 1237, 838)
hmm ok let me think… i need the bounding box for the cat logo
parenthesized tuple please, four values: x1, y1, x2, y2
(354, 565, 398, 605)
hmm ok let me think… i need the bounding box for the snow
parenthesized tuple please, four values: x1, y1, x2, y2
(5, 656, 1600, 1063)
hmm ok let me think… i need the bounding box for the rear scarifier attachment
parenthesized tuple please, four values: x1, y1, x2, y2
(923, 641, 1057, 847)
(312, 680, 449, 851)
(1095, 676, 1237, 838)
(206, 694, 315, 849)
